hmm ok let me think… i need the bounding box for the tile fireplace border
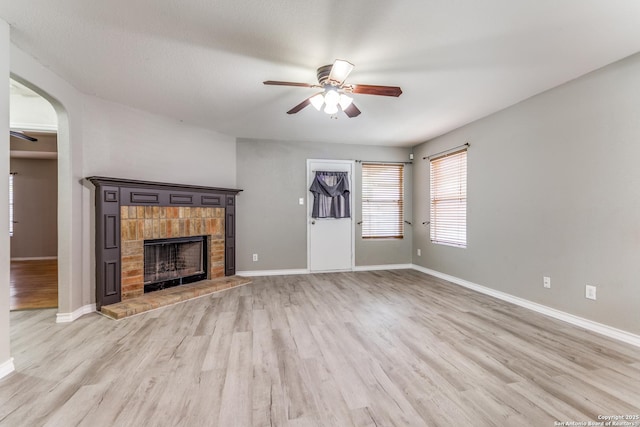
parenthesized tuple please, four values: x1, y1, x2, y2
(120, 206, 225, 300)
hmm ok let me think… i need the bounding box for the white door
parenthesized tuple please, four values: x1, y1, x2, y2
(307, 159, 354, 272)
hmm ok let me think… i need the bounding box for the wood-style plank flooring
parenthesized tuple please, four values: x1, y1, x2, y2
(9, 259, 58, 311)
(1, 270, 639, 426)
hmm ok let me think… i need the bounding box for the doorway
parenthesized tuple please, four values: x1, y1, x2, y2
(9, 79, 59, 310)
(307, 159, 354, 272)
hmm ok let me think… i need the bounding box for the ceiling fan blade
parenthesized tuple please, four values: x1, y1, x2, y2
(328, 59, 354, 85)
(343, 103, 361, 118)
(10, 130, 38, 142)
(351, 84, 402, 97)
(263, 80, 316, 88)
(286, 97, 312, 114)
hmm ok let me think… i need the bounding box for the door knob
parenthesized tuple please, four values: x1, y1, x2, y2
(311, 220, 316, 225)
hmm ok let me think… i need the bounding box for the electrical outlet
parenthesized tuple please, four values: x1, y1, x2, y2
(252, 254, 258, 262)
(417, 249, 421, 256)
(585, 285, 597, 300)
(543, 276, 551, 288)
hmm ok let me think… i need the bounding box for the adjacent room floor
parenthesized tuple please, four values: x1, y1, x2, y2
(9, 259, 57, 310)
(1, 270, 639, 426)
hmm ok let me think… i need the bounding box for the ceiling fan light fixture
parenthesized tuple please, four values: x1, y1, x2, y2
(338, 94, 353, 110)
(329, 59, 355, 84)
(309, 93, 324, 111)
(324, 103, 339, 115)
(324, 89, 340, 108)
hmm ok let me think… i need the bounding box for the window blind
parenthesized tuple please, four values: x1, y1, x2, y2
(9, 174, 14, 237)
(362, 163, 404, 239)
(430, 149, 467, 247)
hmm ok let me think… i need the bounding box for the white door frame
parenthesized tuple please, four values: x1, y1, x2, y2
(306, 159, 355, 272)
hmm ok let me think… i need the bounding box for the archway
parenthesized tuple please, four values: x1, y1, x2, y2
(9, 74, 73, 319)
(9, 78, 58, 310)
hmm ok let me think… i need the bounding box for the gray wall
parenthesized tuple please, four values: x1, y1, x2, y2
(82, 96, 237, 189)
(1, 18, 10, 372)
(413, 52, 640, 335)
(10, 133, 57, 154)
(236, 139, 413, 271)
(9, 158, 58, 258)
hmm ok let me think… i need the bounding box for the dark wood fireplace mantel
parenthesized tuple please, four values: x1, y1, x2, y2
(87, 176, 242, 309)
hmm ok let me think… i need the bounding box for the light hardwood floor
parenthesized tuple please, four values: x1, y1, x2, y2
(10, 259, 58, 310)
(1, 270, 639, 426)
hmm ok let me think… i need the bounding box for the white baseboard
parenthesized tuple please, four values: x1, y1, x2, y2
(11, 256, 57, 261)
(238, 264, 414, 277)
(56, 303, 96, 323)
(412, 264, 640, 348)
(0, 358, 15, 380)
(237, 269, 310, 277)
(354, 264, 413, 272)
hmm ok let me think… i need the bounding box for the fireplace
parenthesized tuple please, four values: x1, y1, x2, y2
(144, 236, 208, 293)
(88, 176, 242, 309)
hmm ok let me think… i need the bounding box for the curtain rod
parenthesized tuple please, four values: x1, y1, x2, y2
(423, 142, 470, 160)
(355, 160, 413, 165)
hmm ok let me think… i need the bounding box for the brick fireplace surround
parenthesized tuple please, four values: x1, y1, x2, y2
(88, 177, 242, 310)
(120, 206, 225, 300)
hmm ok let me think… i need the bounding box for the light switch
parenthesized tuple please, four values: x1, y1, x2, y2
(299, 198, 304, 205)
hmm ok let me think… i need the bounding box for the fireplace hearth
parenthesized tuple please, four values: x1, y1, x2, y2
(144, 236, 208, 293)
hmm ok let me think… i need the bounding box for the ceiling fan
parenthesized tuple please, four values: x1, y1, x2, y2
(10, 130, 38, 142)
(264, 59, 402, 118)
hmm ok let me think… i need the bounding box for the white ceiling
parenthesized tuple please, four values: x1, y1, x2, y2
(2, 1, 640, 147)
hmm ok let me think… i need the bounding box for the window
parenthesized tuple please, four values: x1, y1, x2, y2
(430, 149, 467, 247)
(362, 163, 404, 238)
(9, 174, 14, 237)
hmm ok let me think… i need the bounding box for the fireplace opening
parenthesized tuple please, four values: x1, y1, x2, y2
(143, 236, 208, 293)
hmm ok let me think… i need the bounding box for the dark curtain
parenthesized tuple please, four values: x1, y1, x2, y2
(309, 171, 350, 218)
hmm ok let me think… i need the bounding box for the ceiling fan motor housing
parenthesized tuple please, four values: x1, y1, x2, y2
(316, 64, 335, 85)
